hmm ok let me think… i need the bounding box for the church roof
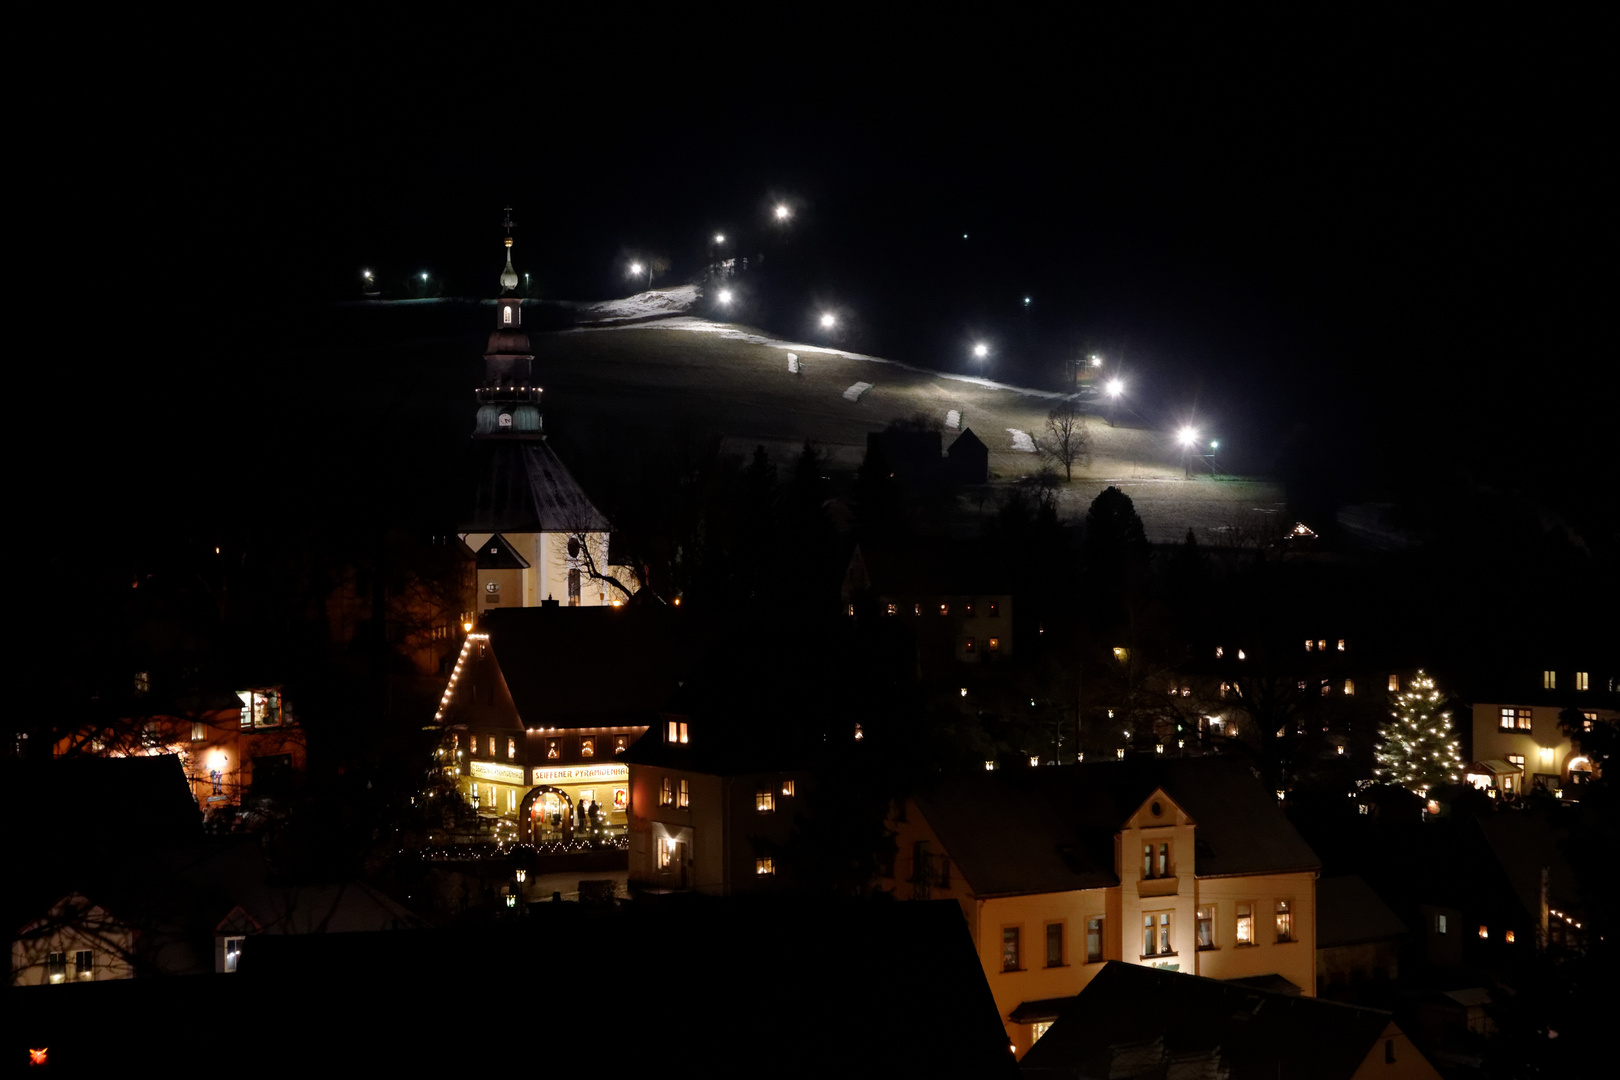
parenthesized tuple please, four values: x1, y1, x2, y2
(465, 440, 611, 533)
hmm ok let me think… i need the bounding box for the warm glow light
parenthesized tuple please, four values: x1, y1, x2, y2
(985, 760, 995, 771)
(1030, 756, 1040, 767)
(462, 621, 473, 632)
(29, 1049, 47, 1066)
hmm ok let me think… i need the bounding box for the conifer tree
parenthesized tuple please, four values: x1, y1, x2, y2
(1375, 670, 1464, 795)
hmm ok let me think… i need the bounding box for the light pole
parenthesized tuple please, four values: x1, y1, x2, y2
(1106, 378, 1124, 428)
(1178, 426, 1199, 479)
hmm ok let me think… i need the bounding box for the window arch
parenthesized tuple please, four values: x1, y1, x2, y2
(502, 305, 512, 325)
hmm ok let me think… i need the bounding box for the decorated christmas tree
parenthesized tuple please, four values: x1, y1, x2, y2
(1376, 669, 1464, 795)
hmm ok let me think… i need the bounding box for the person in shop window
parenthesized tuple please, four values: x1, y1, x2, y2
(587, 799, 601, 835)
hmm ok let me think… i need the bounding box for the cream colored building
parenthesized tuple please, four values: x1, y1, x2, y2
(883, 756, 1320, 1058)
(1469, 661, 1616, 796)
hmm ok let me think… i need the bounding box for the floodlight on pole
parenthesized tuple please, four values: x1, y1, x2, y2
(1090, 354, 1104, 367)
(1178, 426, 1199, 479)
(714, 233, 725, 244)
(820, 312, 836, 329)
(973, 343, 989, 359)
(1107, 379, 1124, 397)
(775, 204, 791, 221)
(717, 288, 733, 304)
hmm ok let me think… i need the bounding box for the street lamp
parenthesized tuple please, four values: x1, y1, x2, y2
(629, 261, 652, 289)
(714, 233, 725, 244)
(973, 343, 989, 359)
(819, 312, 836, 329)
(1178, 426, 1199, 479)
(717, 288, 733, 304)
(775, 204, 791, 221)
(1106, 378, 1124, 427)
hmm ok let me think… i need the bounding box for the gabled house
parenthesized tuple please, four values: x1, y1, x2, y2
(1468, 662, 1616, 797)
(437, 605, 716, 842)
(882, 756, 1322, 1057)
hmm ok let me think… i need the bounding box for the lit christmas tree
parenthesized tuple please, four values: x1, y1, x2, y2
(1375, 669, 1464, 795)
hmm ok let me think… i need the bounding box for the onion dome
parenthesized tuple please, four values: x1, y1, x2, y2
(500, 237, 520, 293)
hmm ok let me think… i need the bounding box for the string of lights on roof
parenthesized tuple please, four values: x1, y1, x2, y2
(434, 632, 488, 722)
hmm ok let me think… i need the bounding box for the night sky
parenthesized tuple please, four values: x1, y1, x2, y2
(35, 19, 1609, 544)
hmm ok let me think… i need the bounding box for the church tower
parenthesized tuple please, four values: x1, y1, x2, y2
(474, 209, 543, 436)
(462, 210, 632, 609)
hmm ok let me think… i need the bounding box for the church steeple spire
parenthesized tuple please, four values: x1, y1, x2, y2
(500, 206, 520, 294)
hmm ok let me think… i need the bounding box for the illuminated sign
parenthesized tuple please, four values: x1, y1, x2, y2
(530, 764, 628, 784)
(471, 762, 525, 785)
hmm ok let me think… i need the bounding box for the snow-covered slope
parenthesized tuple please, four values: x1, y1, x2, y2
(573, 285, 701, 324)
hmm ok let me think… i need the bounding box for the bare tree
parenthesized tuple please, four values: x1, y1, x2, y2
(1041, 403, 1092, 481)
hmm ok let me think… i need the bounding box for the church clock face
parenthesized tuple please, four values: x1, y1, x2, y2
(498, 413, 512, 428)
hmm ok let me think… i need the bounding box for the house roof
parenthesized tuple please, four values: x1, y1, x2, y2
(464, 438, 611, 533)
(1020, 962, 1416, 1080)
(449, 606, 717, 730)
(914, 756, 1321, 897)
(1317, 875, 1408, 948)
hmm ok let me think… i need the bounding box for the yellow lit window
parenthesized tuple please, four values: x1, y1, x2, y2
(1276, 900, 1293, 943)
(781, 779, 795, 797)
(1236, 903, 1253, 945)
(488, 736, 496, 756)
(667, 719, 678, 742)
(1543, 670, 1556, 689)
(1032, 1020, 1052, 1043)
(1505, 930, 1516, 944)
(1576, 671, 1589, 691)
(1344, 679, 1355, 695)
(755, 857, 774, 875)
(1337, 639, 1346, 651)
(507, 738, 516, 759)
(913, 603, 921, 616)
(679, 722, 689, 744)
(1305, 639, 1313, 651)
(756, 788, 775, 813)
(988, 637, 1000, 652)
(660, 777, 673, 806)
(886, 603, 897, 616)
(1388, 674, 1399, 691)
(581, 738, 595, 758)
(1317, 640, 1326, 652)
(1478, 925, 1489, 940)
(678, 779, 690, 808)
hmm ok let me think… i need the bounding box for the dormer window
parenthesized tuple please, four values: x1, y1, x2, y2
(665, 720, 688, 744)
(581, 738, 595, 758)
(614, 735, 629, 754)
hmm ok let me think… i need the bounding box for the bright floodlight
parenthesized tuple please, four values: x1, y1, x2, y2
(973, 343, 989, 358)
(629, 261, 643, 276)
(1090, 354, 1103, 367)
(1210, 440, 1220, 450)
(820, 313, 836, 328)
(717, 289, 733, 303)
(1178, 426, 1199, 447)
(1107, 378, 1124, 397)
(775, 204, 791, 220)
(421, 272, 428, 280)
(1023, 296, 1032, 306)
(714, 233, 725, 243)
(362, 269, 372, 279)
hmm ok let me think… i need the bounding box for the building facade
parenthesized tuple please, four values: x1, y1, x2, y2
(1469, 663, 1616, 796)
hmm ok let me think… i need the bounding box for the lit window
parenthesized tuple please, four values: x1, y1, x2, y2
(74, 950, 94, 982)
(1305, 639, 1313, 652)
(846, 603, 854, 617)
(1142, 841, 1171, 879)
(1031, 1020, 1052, 1044)
(913, 603, 921, 616)
(1236, 903, 1254, 945)
(503, 305, 512, 325)
(191, 721, 206, 741)
(886, 603, 897, 616)
(853, 723, 864, 740)
(658, 838, 675, 868)
(756, 788, 775, 813)
(1197, 906, 1215, 949)
(1275, 900, 1293, 942)
(1143, 912, 1172, 956)
(1437, 914, 1448, 934)
(988, 637, 1000, 652)
(1500, 707, 1532, 731)
(1337, 639, 1345, 651)
(1215, 646, 1224, 658)
(660, 777, 673, 807)
(1478, 925, 1489, 940)
(781, 779, 795, 797)
(1575, 671, 1589, 691)
(224, 937, 244, 973)
(679, 722, 689, 744)
(756, 857, 774, 876)
(1002, 927, 1021, 971)
(46, 952, 66, 984)
(678, 779, 689, 808)
(581, 738, 594, 758)
(965, 637, 976, 653)
(614, 735, 628, 754)
(1344, 679, 1355, 695)
(1543, 670, 1556, 690)
(1582, 712, 1596, 731)
(1086, 917, 1104, 963)
(667, 719, 678, 742)
(507, 738, 517, 759)
(488, 736, 496, 756)
(1045, 922, 1063, 967)
(1317, 640, 1326, 652)
(1388, 674, 1399, 691)
(1505, 930, 1516, 944)
(1507, 754, 1525, 767)
(1220, 682, 1229, 697)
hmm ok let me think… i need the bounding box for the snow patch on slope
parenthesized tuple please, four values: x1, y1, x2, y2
(575, 285, 701, 324)
(571, 315, 1076, 401)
